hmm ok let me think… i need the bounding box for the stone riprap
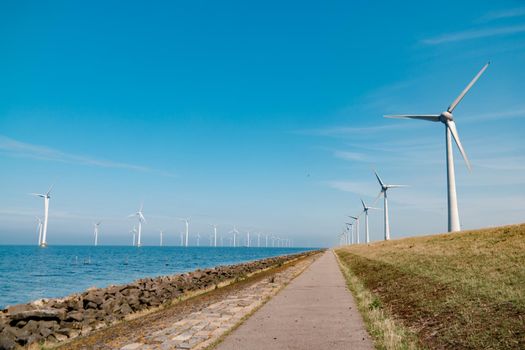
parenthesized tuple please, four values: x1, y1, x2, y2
(0, 250, 320, 350)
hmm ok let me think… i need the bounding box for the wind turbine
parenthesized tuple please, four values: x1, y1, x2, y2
(374, 170, 407, 241)
(93, 222, 101, 246)
(229, 225, 239, 247)
(349, 215, 360, 244)
(129, 204, 146, 247)
(196, 232, 200, 246)
(159, 230, 164, 246)
(209, 224, 218, 247)
(130, 226, 137, 246)
(179, 231, 184, 246)
(345, 222, 354, 244)
(178, 217, 190, 247)
(31, 185, 53, 247)
(385, 62, 489, 232)
(361, 199, 380, 244)
(257, 232, 261, 247)
(35, 217, 43, 246)
(265, 234, 269, 247)
(246, 230, 251, 247)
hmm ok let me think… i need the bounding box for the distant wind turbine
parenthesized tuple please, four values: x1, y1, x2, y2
(345, 222, 354, 244)
(209, 224, 218, 247)
(246, 230, 251, 247)
(31, 185, 53, 247)
(385, 62, 489, 232)
(178, 217, 190, 247)
(349, 215, 360, 244)
(159, 229, 164, 246)
(257, 232, 261, 247)
(129, 204, 146, 247)
(229, 225, 239, 247)
(361, 199, 380, 244)
(374, 170, 407, 241)
(130, 226, 137, 246)
(93, 222, 101, 246)
(35, 217, 43, 246)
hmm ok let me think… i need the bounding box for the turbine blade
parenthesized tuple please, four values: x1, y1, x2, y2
(374, 170, 385, 188)
(128, 214, 136, 218)
(386, 184, 408, 188)
(348, 215, 358, 220)
(384, 115, 440, 122)
(448, 62, 490, 113)
(360, 198, 367, 210)
(30, 193, 45, 197)
(447, 120, 471, 171)
(47, 184, 54, 196)
(373, 191, 383, 204)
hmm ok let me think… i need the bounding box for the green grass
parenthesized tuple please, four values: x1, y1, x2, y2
(335, 223, 525, 349)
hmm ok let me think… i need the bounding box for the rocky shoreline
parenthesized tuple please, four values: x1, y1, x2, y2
(0, 250, 320, 350)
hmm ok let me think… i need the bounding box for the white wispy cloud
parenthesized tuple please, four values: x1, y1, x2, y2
(422, 24, 525, 45)
(333, 150, 367, 161)
(478, 7, 525, 22)
(462, 106, 525, 122)
(0, 135, 176, 177)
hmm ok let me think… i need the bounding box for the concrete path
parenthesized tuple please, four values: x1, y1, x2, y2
(214, 251, 373, 350)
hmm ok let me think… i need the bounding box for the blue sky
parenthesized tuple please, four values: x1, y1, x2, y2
(1, 0, 524, 246)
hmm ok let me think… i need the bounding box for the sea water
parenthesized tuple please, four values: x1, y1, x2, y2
(0, 245, 312, 309)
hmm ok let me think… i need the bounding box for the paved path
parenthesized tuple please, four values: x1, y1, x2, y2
(117, 256, 315, 350)
(214, 251, 373, 350)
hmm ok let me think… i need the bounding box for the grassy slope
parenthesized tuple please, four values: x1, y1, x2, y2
(336, 224, 525, 349)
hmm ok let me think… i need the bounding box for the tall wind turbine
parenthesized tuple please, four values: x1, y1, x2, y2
(93, 222, 101, 246)
(246, 230, 251, 247)
(374, 171, 407, 241)
(349, 215, 360, 244)
(209, 224, 218, 247)
(229, 225, 239, 247)
(35, 217, 43, 246)
(31, 185, 53, 247)
(129, 204, 146, 247)
(361, 199, 380, 244)
(385, 62, 489, 232)
(178, 217, 190, 247)
(159, 230, 164, 246)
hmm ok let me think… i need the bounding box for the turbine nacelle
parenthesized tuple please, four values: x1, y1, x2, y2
(439, 111, 453, 123)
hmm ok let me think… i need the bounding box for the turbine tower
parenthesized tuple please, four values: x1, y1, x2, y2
(35, 217, 43, 246)
(129, 204, 146, 247)
(345, 222, 354, 244)
(361, 199, 380, 244)
(349, 215, 360, 244)
(257, 232, 261, 247)
(246, 230, 251, 247)
(386, 62, 489, 232)
(178, 217, 190, 247)
(209, 224, 218, 247)
(31, 185, 52, 247)
(93, 221, 101, 246)
(374, 171, 407, 241)
(159, 230, 163, 246)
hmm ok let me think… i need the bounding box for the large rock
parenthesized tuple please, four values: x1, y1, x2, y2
(9, 309, 66, 322)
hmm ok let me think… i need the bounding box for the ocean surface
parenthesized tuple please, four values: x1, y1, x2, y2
(0, 245, 313, 309)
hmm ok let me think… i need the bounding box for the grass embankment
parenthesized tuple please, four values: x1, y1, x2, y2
(336, 224, 525, 349)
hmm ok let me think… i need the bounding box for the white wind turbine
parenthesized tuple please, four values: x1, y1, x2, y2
(374, 171, 407, 241)
(229, 225, 239, 247)
(209, 224, 218, 247)
(246, 230, 251, 247)
(257, 232, 261, 247)
(93, 222, 101, 246)
(265, 234, 269, 247)
(178, 217, 190, 247)
(179, 231, 184, 246)
(345, 222, 354, 244)
(31, 185, 53, 247)
(129, 204, 146, 247)
(159, 230, 164, 247)
(349, 215, 360, 244)
(130, 226, 137, 246)
(35, 217, 43, 246)
(361, 199, 380, 244)
(386, 62, 489, 232)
